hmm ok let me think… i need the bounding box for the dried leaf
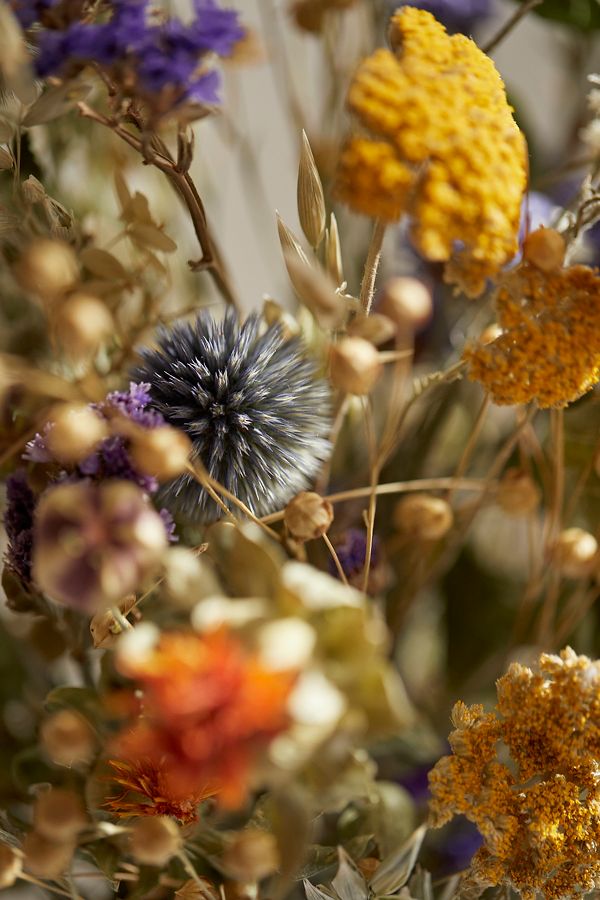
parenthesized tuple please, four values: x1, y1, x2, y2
(22, 81, 90, 127)
(331, 848, 369, 900)
(21, 175, 46, 203)
(81, 247, 128, 281)
(304, 882, 335, 900)
(114, 171, 132, 212)
(283, 253, 345, 330)
(326, 213, 344, 286)
(369, 825, 427, 897)
(129, 223, 177, 253)
(0, 3, 36, 104)
(0, 146, 13, 169)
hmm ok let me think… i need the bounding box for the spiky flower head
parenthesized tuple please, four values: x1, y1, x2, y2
(133, 310, 331, 522)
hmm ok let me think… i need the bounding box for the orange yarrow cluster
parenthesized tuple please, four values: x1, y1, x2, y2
(112, 629, 295, 812)
(464, 227, 600, 408)
(335, 7, 527, 297)
(428, 648, 600, 900)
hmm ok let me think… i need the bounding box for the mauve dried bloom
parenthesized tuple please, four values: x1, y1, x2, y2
(32, 479, 168, 612)
(133, 310, 331, 523)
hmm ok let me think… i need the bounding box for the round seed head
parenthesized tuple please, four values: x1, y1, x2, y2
(133, 311, 330, 523)
(284, 491, 333, 541)
(329, 337, 382, 395)
(129, 816, 181, 867)
(15, 239, 78, 301)
(40, 709, 96, 768)
(394, 494, 453, 541)
(554, 528, 598, 579)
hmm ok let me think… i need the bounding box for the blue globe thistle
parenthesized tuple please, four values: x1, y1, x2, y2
(132, 310, 331, 523)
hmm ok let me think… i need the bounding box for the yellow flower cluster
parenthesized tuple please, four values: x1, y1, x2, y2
(429, 648, 600, 900)
(335, 7, 527, 297)
(464, 229, 600, 408)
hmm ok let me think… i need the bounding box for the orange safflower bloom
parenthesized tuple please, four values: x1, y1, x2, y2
(114, 629, 295, 809)
(104, 757, 217, 824)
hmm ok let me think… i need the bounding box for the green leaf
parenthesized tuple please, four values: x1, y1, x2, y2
(514, 0, 600, 30)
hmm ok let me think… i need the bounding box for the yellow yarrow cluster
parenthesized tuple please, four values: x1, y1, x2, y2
(464, 228, 600, 408)
(335, 7, 527, 297)
(429, 648, 600, 900)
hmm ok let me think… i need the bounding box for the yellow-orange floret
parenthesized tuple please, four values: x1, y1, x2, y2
(335, 7, 527, 297)
(464, 231, 600, 408)
(428, 648, 600, 900)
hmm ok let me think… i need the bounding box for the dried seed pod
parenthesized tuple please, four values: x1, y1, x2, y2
(262, 298, 301, 338)
(223, 830, 279, 882)
(347, 312, 396, 346)
(129, 816, 181, 867)
(284, 491, 333, 541)
(0, 844, 23, 889)
(523, 227, 565, 273)
(394, 494, 453, 541)
(33, 788, 88, 842)
(129, 425, 192, 481)
(325, 212, 344, 286)
(496, 468, 540, 516)
(379, 277, 432, 330)
(14, 239, 78, 302)
(554, 528, 598, 579)
(39, 709, 96, 767)
(329, 337, 382, 394)
(45, 403, 108, 464)
(90, 594, 137, 649)
(54, 293, 114, 358)
(297, 131, 326, 248)
(23, 833, 75, 880)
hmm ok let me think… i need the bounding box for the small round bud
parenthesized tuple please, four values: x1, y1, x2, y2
(14, 239, 78, 301)
(554, 528, 598, 578)
(33, 789, 88, 842)
(129, 426, 192, 481)
(480, 322, 503, 345)
(496, 468, 540, 516)
(284, 491, 333, 541)
(0, 844, 23, 889)
(40, 709, 96, 768)
(55, 293, 114, 358)
(329, 337, 382, 395)
(394, 494, 453, 541)
(129, 816, 181, 867)
(379, 277, 432, 330)
(23, 833, 76, 880)
(347, 313, 397, 346)
(523, 227, 565, 273)
(45, 403, 108, 464)
(223, 830, 279, 882)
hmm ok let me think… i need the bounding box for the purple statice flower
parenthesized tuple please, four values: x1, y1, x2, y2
(31, 0, 244, 113)
(328, 528, 389, 595)
(4, 470, 36, 585)
(393, 0, 493, 34)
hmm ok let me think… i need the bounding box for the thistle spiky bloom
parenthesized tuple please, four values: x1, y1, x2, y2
(464, 232, 600, 408)
(133, 310, 330, 523)
(428, 648, 600, 900)
(335, 7, 527, 297)
(114, 629, 296, 809)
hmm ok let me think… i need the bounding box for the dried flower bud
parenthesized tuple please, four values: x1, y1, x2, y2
(297, 131, 326, 248)
(33, 480, 168, 612)
(329, 337, 382, 394)
(129, 816, 181, 867)
(283, 253, 345, 329)
(394, 494, 453, 541)
(284, 491, 333, 541)
(554, 528, 598, 578)
(23, 833, 75, 880)
(347, 312, 396, 346)
(0, 844, 23, 889)
(262, 298, 301, 339)
(223, 830, 279, 882)
(14, 239, 78, 301)
(325, 212, 344, 286)
(34, 789, 88, 842)
(129, 426, 192, 481)
(45, 403, 108, 464)
(54, 293, 114, 358)
(40, 709, 96, 767)
(480, 322, 503, 345)
(496, 468, 540, 516)
(90, 593, 137, 648)
(523, 227, 565, 273)
(379, 277, 433, 330)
